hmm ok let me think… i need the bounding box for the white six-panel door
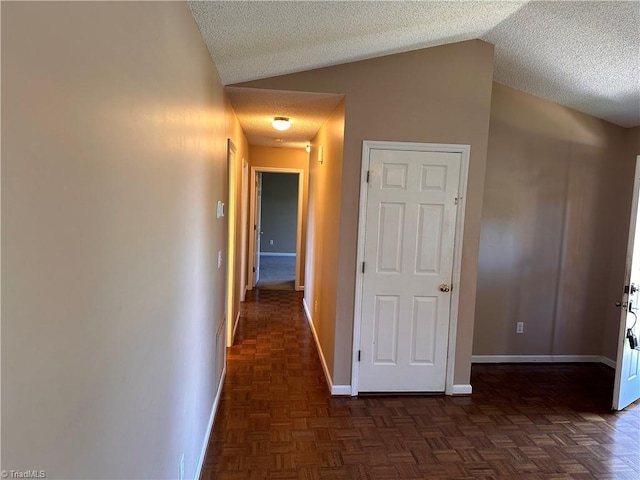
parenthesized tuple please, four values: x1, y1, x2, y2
(358, 147, 462, 392)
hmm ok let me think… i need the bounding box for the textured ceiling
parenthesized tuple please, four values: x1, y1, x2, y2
(190, 0, 640, 143)
(226, 87, 343, 149)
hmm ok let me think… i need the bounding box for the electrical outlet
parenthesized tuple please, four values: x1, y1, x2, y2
(217, 250, 223, 268)
(516, 322, 524, 334)
(269, 239, 274, 245)
(314, 300, 318, 313)
(179, 453, 185, 480)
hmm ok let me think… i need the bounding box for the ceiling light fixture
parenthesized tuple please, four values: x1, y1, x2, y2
(272, 117, 291, 131)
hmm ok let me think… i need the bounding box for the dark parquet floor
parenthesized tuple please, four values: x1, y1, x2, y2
(201, 289, 640, 480)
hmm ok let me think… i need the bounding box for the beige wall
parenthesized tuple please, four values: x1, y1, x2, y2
(629, 127, 640, 154)
(2, 2, 227, 478)
(248, 146, 309, 288)
(304, 100, 346, 381)
(239, 40, 495, 386)
(475, 83, 631, 360)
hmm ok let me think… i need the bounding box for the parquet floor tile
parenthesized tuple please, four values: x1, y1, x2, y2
(201, 289, 640, 479)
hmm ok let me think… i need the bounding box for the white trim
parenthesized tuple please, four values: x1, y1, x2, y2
(471, 354, 610, 364)
(331, 385, 352, 396)
(451, 384, 472, 395)
(226, 140, 237, 348)
(303, 298, 342, 395)
(239, 158, 249, 302)
(231, 311, 240, 344)
(601, 356, 616, 369)
(194, 365, 226, 480)
(303, 297, 313, 325)
(351, 141, 471, 396)
(249, 167, 305, 291)
(259, 252, 296, 257)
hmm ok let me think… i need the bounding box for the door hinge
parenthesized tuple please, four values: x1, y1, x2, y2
(366, 171, 371, 183)
(362, 262, 365, 273)
(358, 350, 361, 362)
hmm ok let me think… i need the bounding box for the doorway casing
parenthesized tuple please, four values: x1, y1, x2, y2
(351, 140, 471, 396)
(248, 166, 305, 292)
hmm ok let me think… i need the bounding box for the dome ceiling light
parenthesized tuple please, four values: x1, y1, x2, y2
(272, 117, 291, 131)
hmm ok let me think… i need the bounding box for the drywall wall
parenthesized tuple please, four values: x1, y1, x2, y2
(629, 127, 640, 154)
(304, 100, 346, 383)
(474, 83, 630, 360)
(260, 173, 299, 254)
(248, 146, 309, 288)
(601, 126, 640, 359)
(2, 2, 227, 478)
(238, 40, 495, 387)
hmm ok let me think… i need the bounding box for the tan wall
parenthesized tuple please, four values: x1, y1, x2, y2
(238, 40, 495, 386)
(248, 146, 309, 287)
(225, 100, 249, 338)
(602, 127, 640, 358)
(304, 101, 346, 381)
(2, 2, 227, 478)
(475, 83, 630, 360)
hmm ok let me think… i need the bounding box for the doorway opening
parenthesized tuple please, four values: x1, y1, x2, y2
(248, 167, 305, 292)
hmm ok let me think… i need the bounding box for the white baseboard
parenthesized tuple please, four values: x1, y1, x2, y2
(302, 298, 349, 396)
(302, 297, 313, 327)
(331, 384, 352, 395)
(600, 356, 616, 368)
(451, 384, 473, 395)
(195, 365, 226, 480)
(472, 354, 612, 365)
(260, 252, 296, 257)
(232, 311, 240, 343)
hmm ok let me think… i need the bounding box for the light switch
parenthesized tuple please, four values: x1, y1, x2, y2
(217, 250, 223, 268)
(216, 201, 225, 218)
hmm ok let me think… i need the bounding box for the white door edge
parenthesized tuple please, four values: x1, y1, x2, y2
(248, 166, 305, 291)
(351, 140, 471, 396)
(613, 155, 640, 410)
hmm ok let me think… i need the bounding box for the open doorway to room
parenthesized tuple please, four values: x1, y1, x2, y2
(249, 167, 304, 291)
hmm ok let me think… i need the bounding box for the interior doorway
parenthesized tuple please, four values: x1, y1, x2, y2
(248, 167, 305, 291)
(352, 141, 470, 396)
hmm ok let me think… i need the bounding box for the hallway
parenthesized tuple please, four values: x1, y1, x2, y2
(201, 290, 640, 479)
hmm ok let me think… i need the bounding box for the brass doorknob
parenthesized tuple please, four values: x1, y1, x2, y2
(439, 284, 451, 292)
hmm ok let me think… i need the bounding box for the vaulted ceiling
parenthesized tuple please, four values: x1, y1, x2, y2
(189, 0, 640, 147)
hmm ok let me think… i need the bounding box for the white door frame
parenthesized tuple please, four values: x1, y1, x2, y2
(226, 140, 237, 347)
(351, 140, 470, 396)
(239, 158, 249, 301)
(248, 166, 305, 291)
